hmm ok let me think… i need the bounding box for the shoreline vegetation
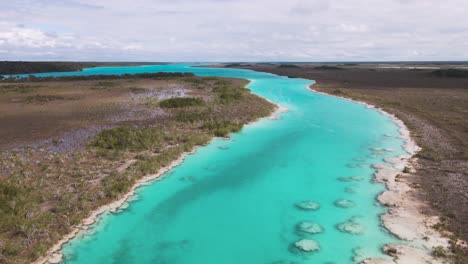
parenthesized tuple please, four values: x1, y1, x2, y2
(0, 72, 275, 263)
(36, 105, 285, 264)
(0, 61, 162, 75)
(222, 63, 468, 263)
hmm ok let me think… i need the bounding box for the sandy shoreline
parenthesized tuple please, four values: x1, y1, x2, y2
(34, 151, 194, 264)
(35, 101, 284, 264)
(308, 85, 450, 263)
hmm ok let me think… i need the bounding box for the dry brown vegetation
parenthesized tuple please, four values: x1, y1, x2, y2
(0, 74, 275, 263)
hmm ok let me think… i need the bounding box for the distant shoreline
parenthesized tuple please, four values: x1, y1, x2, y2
(0, 61, 164, 75)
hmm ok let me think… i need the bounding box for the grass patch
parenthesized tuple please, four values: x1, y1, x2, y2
(202, 121, 243, 137)
(331, 89, 346, 95)
(90, 127, 165, 151)
(159, 97, 205, 108)
(175, 109, 211, 123)
(432, 246, 447, 257)
(212, 85, 248, 104)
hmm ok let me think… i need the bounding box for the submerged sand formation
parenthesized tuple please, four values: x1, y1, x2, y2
(352, 247, 367, 263)
(269, 261, 297, 264)
(179, 175, 197, 183)
(334, 199, 356, 208)
(297, 222, 324, 234)
(293, 239, 320, 253)
(370, 147, 395, 153)
(353, 157, 367, 162)
(383, 156, 406, 170)
(295, 201, 320, 211)
(347, 163, 366, 168)
(338, 176, 365, 182)
(337, 218, 365, 235)
(371, 163, 387, 169)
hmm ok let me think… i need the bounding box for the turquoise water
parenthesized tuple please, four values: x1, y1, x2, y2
(34, 64, 405, 263)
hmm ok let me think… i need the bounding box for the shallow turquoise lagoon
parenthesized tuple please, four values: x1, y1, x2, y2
(36, 64, 406, 263)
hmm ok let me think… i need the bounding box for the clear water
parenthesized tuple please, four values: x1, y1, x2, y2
(33, 64, 405, 263)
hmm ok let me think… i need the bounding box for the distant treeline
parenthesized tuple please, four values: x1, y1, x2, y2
(431, 69, 468, 78)
(0, 72, 195, 82)
(313, 65, 345, 70)
(0, 61, 160, 75)
(278, 64, 300, 68)
(224, 63, 252, 67)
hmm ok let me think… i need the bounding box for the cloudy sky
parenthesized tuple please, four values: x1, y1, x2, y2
(1, 0, 467, 61)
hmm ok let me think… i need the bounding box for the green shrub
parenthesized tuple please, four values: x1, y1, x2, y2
(0, 182, 24, 215)
(90, 127, 164, 151)
(214, 127, 230, 137)
(175, 109, 210, 123)
(2, 241, 21, 256)
(212, 86, 246, 104)
(432, 246, 447, 258)
(90, 126, 211, 153)
(202, 121, 243, 137)
(159, 97, 204, 108)
(91, 127, 133, 150)
(219, 91, 241, 102)
(331, 89, 345, 95)
(102, 174, 132, 198)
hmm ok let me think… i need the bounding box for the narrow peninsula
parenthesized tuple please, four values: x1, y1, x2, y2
(0, 72, 275, 263)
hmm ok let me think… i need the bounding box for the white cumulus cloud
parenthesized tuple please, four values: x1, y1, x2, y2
(0, 0, 467, 61)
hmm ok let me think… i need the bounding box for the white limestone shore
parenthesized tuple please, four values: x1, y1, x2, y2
(308, 85, 450, 264)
